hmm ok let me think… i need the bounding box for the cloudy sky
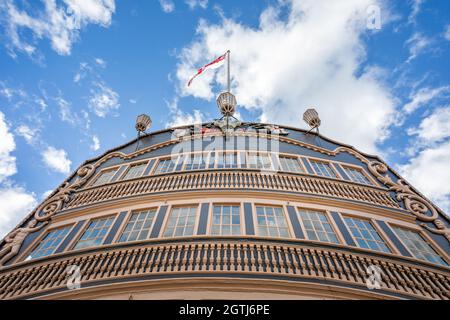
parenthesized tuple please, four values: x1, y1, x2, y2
(0, 0, 449, 237)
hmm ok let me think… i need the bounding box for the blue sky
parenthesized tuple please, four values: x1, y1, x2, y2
(0, 0, 449, 236)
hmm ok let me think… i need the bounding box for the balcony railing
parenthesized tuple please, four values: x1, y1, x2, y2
(0, 238, 448, 300)
(65, 170, 400, 211)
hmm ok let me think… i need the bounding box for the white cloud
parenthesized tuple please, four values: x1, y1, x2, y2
(408, 106, 450, 144)
(0, 81, 26, 100)
(129, 99, 137, 104)
(0, 186, 37, 238)
(0, 113, 37, 238)
(168, 109, 205, 127)
(55, 96, 80, 125)
(444, 25, 450, 41)
(42, 189, 53, 200)
(73, 62, 90, 83)
(0, 111, 17, 183)
(94, 57, 106, 67)
(175, 0, 396, 153)
(165, 98, 205, 127)
(159, 0, 175, 13)
(399, 140, 450, 213)
(185, 0, 208, 10)
(90, 135, 100, 151)
(0, 0, 116, 57)
(403, 86, 450, 114)
(405, 32, 432, 63)
(0, 88, 13, 100)
(35, 97, 47, 111)
(88, 82, 120, 117)
(15, 124, 39, 145)
(42, 146, 72, 174)
(408, 0, 424, 25)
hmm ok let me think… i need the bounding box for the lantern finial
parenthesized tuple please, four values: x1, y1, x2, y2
(135, 114, 152, 150)
(303, 108, 321, 133)
(135, 114, 152, 133)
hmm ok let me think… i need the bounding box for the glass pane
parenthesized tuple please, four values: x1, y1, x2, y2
(211, 226, 220, 235)
(184, 226, 194, 236)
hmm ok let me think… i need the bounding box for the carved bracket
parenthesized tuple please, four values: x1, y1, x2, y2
(334, 147, 448, 242)
(367, 161, 448, 241)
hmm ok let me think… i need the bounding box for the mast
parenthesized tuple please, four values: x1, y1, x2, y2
(216, 49, 238, 136)
(227, 50, 231, 93)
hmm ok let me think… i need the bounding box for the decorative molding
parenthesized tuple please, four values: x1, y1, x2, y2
(365, 161, 448, 236)
(421, 222, 450, 242)
(0, 239, 448, 300)
(64, 170, 400, 211)
(333, 147, 449, 242)
(34, 165, 96, 222)
(3, 130, 448, 266)
(0, 221, 48, 267)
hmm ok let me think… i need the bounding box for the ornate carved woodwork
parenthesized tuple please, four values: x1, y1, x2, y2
(0, 239, 448, 300)
(1, 128, 448, 274)
(65, 170, 399, 210)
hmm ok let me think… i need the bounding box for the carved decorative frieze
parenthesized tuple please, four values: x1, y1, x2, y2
(0, 240, 448, 300)
(65, 170, 400, 210)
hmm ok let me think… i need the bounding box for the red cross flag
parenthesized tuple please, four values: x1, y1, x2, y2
(187, 51, 228, 87)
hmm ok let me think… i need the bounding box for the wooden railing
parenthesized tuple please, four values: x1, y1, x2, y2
(66, 170, 400, 210)
(0, 239, 448, 300)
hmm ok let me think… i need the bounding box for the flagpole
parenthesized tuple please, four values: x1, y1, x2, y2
(227, 50, 231, 93)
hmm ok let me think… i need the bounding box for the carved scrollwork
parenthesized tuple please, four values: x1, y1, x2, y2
(396, 193, 438, 222)
(334, 149, 449, 242)
(34, 195, 68, 222)
(367, 161, 440, 222)
(365, 160, 449, 242)
(34, 164, 96, 222)
(367, 161, 395, 186)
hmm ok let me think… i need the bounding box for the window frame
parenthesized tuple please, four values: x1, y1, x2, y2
(116, 207, 159, 243)
(208, 203, 245, 236)
(89, 166, 121, 187)
(296, 208, 342, 245)
(153, 156, 180, 175)
(119, 161, 149, 181)
(389, 223, 449, 266)
(252, 204, 293, 239)
(246, 152, 273, 171)
(160, 204, 201, 238)
(23, 224, 73, 261)
(341, 164, 376, 186)
(276, 153, 306, 174)
(216, 151, 240, 169)
(341, 214, 393, 253)
(183, 152, 208, 171)
(71, 215, 116, 251)
(307, 158, 341, 179)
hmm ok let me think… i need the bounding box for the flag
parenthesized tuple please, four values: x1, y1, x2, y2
(187, 51, 228, 87)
